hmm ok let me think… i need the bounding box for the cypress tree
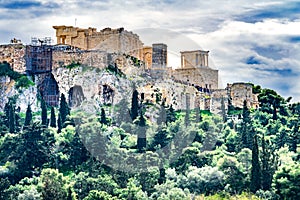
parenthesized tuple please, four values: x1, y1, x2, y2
(69, 132, 89, 168)
(242, 100, 250, 122)
(157, 100, 166, 126)
(221, 97, 227, 122)
(3, 102, 10, 127)
(290, 120, 299, 153)
(239, 100, 253, 150)
(261, 134, 273, 190)
(59, 93, 70, 126)
(24, 104, 32, 127)
(131, 89, 139, 121)
(137, 112, 146, 152)
(50, 107, 56, 128)
(194, 106, 202, 123)
(250, 135, 261, 192)
(184, 107, 190, 127)
(166, 104, 176, 124)
(100, 108, 108, 125)
(15, 106, 21, 132)
(41, 99, 48, 126)
(261, 133, 278, 191)
(57, 113, 62, 133)
(8, 102, 15, 133)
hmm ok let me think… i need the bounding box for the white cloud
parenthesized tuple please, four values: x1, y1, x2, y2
(187, 18, 300, 101)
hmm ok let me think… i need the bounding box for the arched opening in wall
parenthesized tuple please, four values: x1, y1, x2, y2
(100, 84, 114, 106)
(38, 73, 59, 106)
(68, 85, 85, 107)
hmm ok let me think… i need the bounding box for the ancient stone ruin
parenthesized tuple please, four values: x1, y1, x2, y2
(0, 25, 258, 115)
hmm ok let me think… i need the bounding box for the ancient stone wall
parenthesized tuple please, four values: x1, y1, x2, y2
(142, 46, 152, 69)
(52, 47, 108, 70)
(171, 67, 218, 89)
(88, 32, 120, 51)
(53, 26, 144, 60)
(138, 77, 211, 111)
(227, 82, 259, 108)
(0, 44, 26, 73)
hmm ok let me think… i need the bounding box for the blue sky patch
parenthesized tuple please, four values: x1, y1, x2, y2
(288, 36, 300, 43)
(1, 1, 42, 9)
(236, 1, 300, 23)
(0, 1, 59, 10)
(253, 45, 288, 60)
(246, 56, 262, 65)
(254, 67, 295, 77)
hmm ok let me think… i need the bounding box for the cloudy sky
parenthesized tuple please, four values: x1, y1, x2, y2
(1, 0, 300, 102)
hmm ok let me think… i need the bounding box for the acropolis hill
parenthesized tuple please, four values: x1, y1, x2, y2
(0, 25, 259, 115)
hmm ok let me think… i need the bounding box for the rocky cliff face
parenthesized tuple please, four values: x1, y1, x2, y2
(0, 61, 210, 115)
(52, 66, 133, 107)
(0, 51, 240, 116)
(51, 65, 200, 111)
(0, 78, 38, 112)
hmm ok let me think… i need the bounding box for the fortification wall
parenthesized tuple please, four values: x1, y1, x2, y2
(228, 83, 250, 108)
(52, 48, 108, 70)
(138, 77, 212, 111)
(89, 31, 143, 57)
(171, 67, 218, 89)
(0, 44, 26, 73)
(227, 83, 259, 109)
(88, 33, 120, 51)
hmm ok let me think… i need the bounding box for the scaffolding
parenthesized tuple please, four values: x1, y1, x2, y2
(25, 45, 52, 74)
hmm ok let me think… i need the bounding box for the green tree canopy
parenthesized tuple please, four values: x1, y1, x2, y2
(38, 168, 69, 200)
(24, 104, 33, 127)
(258, 88, 285, 120)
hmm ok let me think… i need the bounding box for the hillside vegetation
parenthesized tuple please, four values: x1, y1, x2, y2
(0, 65, 299, 200)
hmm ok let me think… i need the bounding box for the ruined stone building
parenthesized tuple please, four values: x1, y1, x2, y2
(171, 50, 218, 90)
(226, 83, 259, 109)
(0, 25, 259, 114)
(152, 43, 167, 68)
(181, 50, 209, 68)
(53, 26, 143, 59)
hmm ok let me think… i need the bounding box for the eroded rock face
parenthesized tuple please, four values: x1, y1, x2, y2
(0, 80, 39, 112)
(17, 86, 39, 112)
(35, 73, 60, 107)
(52, 66, 133, 109)
(68, 85, 85, 107)
(50, 63, 202, 114)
